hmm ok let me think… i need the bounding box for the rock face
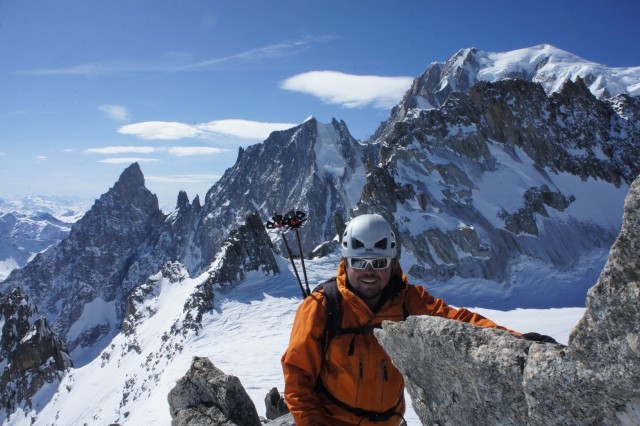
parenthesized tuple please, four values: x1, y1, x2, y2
(0, 288, 72, 418)
(167, 356, 261, 426)
(375, 174, 640, 425)
(206, 212, 280, 286)
(194, 117, 365, 262)
(361, 74, 639, 303)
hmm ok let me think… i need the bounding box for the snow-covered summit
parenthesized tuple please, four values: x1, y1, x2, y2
(401, 44, 640, 113)
(475, 44, 640, 98)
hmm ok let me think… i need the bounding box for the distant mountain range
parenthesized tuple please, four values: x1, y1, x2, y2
(0, 196, 92, 281)
(1, 44, 639, 424)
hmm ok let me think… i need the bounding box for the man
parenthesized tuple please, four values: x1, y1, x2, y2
(281, 214, 526, 426)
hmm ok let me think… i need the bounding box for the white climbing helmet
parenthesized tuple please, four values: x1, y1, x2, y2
(341, 214, 397, 258)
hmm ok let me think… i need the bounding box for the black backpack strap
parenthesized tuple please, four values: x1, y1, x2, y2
(315, 278, 342, 359)
(315, 380, 405, 423)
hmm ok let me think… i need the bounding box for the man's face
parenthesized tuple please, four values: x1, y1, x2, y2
(345, 259, 392, 304)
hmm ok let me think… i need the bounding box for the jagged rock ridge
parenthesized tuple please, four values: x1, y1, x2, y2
(0, 289, 72, 421)
(193, 117, 366, 262)
(359, 75, 639, 305)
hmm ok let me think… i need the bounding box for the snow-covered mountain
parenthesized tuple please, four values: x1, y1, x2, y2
(1, 44, 639, 425)
(0, 197, 91, 281)
(393, 44, 640, 113)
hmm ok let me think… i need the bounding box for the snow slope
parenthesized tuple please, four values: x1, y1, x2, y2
(7, 254, 585, 426)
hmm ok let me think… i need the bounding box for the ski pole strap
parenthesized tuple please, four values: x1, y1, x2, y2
(315, 380, 405, 423)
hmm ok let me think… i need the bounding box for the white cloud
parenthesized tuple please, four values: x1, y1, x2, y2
(197, 119, 296, 139)
(280, 71, 414, 109)
(118, 119, 296, 141)
(167, 147, 229, 156)
(85, 146, 156, 155)
(99, 104, 129, 122)
(98, 157, 160, 164)
(36, 155, 48, 161)
(118, 122, 201, 140)
(146, 174, 221, 184)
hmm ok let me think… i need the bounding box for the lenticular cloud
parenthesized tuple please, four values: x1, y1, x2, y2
(281, 71, 413, 109)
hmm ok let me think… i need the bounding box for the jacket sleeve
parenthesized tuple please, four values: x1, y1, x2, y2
(281, 293, 330, 425)
(405, 284, 522, 335)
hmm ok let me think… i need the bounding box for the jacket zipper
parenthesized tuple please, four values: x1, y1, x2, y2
(380, 359, 388, 403)
(356, 357, 363, 404)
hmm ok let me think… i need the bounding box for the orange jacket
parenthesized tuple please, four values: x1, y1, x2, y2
(282, 260, 517, 426)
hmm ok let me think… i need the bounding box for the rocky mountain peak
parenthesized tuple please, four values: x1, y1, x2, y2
(91, 161, 159, 212)
(176, 190, 190, 211)
(0, 163, 168, 363)
(192, 117, 364, 266)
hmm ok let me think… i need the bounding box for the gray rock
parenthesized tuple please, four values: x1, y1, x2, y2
(264, 412, 295, 425)
(0, 288, 72, 416)
(168, 356, 261, 426)
(375, 174, 640, 425)
(264, 387, 289, 420)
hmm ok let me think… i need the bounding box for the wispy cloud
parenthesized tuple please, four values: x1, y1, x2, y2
(167, 147, 229, 156)
(280, 71, 414, 109)
(99, 104, 129, 122)
(84, 146, 157, 155)
(84, 145, 230, 157)
(98, 157, 160, 164)
(16, 62, 162, 76)
(118, 119, 296, 141)
(196, 119, 297, 139)
(16, 35, 335, 77)
(118, 122, 202, 140)
(173, 35, 335, 72)
(146, 174, 221, 184)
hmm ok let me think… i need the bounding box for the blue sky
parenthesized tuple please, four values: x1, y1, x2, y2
(1, 0, 639, 210)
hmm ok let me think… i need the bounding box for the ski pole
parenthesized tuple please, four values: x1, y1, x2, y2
(293, 227, 310, 296)
(281, 234, 308, 299)
(266, 213, 308, 299)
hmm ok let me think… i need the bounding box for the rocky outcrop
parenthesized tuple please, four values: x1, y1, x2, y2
(264, 387, 290, 420)
(0, 288, 72, 418)
(206, 212, 279, 286)
(168, 356, 261, 426)
(375, 174, 640, 425)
